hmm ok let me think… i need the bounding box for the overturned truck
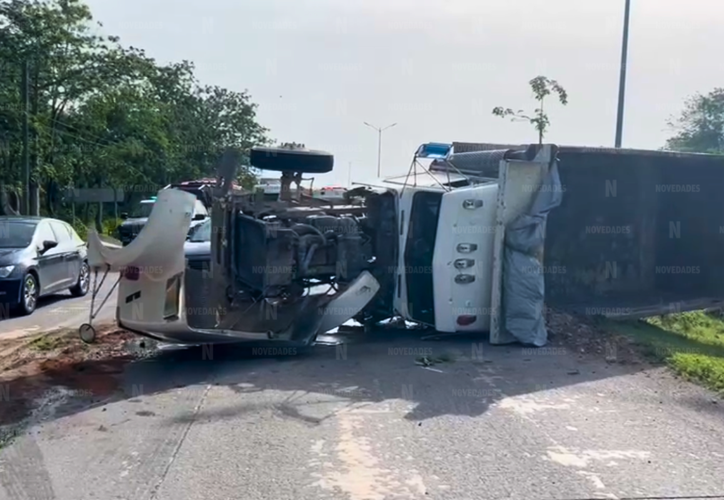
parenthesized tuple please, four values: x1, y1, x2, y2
(86, 142, 724, 347)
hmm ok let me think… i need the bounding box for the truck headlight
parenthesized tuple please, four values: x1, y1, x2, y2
(0, 266, 15, 278)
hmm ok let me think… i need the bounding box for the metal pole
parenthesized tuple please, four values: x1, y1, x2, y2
(377, 129, 382, 177)
(21, 59, 30, 215)
(615, 0, 631, 148)
(364, 122, 396, 178)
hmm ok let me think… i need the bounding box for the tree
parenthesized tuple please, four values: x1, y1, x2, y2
(279, 142, 305, 149)
(492, 76, 569, 145)
(665, 88, 724, 153)
(0, 0, 270, 221)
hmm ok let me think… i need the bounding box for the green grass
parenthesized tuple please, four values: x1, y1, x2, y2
(27, 335, 63, 352)
(608, 311, 724, 393)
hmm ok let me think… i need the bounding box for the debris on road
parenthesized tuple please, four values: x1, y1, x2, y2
(0, 324, 145, 436)
(546, 308, 644, 364)
(415, 352, 456, 367)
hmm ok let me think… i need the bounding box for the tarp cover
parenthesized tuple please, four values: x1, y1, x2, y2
(503, 162, 563, 346)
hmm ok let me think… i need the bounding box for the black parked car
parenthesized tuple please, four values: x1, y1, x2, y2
(0, 216, 90, 316)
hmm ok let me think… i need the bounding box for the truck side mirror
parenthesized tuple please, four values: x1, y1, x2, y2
(120, 212, 128, 220)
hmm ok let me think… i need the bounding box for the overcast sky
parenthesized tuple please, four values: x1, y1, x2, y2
(86, 0, 724, 185)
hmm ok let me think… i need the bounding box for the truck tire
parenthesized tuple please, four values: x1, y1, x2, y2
(250, 147, 334, 174)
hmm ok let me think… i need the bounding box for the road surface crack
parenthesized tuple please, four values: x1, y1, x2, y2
(147, 383, 212, 500)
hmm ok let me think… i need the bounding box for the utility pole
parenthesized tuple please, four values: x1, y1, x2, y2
(614, 0, 632, 148)
(364, 122, 397, 177)
(347, 162, 352, 189)
(21, 59, 30, 215)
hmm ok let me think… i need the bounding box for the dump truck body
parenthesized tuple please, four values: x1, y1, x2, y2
(449, 143, 724, 319)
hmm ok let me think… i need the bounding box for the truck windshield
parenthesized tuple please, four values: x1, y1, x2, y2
(0, 221, 37, 248)
(129, 202, 154, 218)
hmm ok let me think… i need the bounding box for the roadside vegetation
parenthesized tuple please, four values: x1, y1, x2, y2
(0, 0, 270, 230)
(610, 311, 724, 393)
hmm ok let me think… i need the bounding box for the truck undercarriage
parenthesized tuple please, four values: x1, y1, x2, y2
(205, 147, 397, 345)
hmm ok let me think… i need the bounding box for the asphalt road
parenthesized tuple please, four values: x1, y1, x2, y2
(0, 272, 118, 340)
(1, 331, 723, 500)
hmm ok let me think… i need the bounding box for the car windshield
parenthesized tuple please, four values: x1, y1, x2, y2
(189, 220, 211, 242)
(129, 201, 154, 218)
(0, 221, 37, 248)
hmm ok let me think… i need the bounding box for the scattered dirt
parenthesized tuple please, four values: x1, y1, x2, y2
(546, 308, 644, 365)
(0, 310, 646, 433)
(0, 325, 142, 428)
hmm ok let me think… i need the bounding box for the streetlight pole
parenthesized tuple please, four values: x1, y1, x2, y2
(364, 121, 397, 177)
(615, 0, 632, 148)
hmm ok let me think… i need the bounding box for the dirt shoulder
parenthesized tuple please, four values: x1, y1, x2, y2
(0, 325, 145, 436)
(546, 308, 646, 365)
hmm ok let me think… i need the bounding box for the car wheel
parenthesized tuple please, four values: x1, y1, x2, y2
(18, 273, 39, 316)
(70, 261, 90, 297)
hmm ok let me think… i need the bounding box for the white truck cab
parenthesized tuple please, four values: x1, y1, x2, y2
(352, 168, 498, 333)
(352, 142, 557, 340)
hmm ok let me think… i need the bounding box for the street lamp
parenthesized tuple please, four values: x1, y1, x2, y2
(364, 121, 397, 177)
(614, 0, 632, 148)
